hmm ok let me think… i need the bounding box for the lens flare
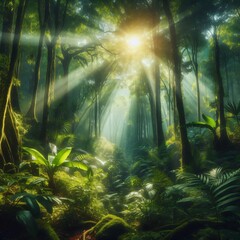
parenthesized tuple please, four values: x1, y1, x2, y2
(126, 35, 141, 48)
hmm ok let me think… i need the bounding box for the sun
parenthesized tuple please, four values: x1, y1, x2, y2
(126, 35, 141, 48)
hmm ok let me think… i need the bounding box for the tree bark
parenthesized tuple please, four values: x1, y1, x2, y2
(40, 42, 55, 144)
(26, 0, 48, 121)
(151, 0, 165, 148)
(213, 29, 231, 148)
(0, 0, 28, 166)
(163, 0, 193, 167)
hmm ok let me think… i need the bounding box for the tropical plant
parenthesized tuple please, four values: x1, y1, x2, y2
(0, 173, 61, 238)
(175, 167, 240, 218)
(225, 101, 240, 125)
(12, 192, 62, 237)
(162, 167, 240, 239)
(22, 147, 90, 190)
(187, 114, 218, 146)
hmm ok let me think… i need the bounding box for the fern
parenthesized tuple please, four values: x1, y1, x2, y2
(175, 168, 240, 217)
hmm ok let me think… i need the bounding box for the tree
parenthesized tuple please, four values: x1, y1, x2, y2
(209, 1, 232, 148)
(162, 0, 193, 167)
(40, 0, 69, 145)
(26, 0, 49, 122)
(0, 0, 28, 167)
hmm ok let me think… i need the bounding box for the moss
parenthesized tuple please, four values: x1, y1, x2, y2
(94, 214, 134, 240)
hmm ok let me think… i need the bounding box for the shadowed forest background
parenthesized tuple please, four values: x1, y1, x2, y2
(0, 0, 240, 239)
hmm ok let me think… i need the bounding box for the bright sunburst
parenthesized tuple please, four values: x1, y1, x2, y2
(126, 35, 141, 48)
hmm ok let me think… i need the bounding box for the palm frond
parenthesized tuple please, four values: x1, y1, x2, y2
(225, 101, 240, 116)
(176, 168, 240, 216)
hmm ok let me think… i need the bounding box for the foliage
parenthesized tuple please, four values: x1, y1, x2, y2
(167, 168, 240, 219)
(52, 170, 106, 230)
(84, 214, 134, 240)
(0, 172, 61, 239)
(225, 101, 240, 124)
(187, 113, 217, 133)
(22, 146, 90, 189)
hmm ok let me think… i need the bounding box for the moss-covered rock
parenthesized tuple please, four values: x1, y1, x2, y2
(94, 214, 134, 240)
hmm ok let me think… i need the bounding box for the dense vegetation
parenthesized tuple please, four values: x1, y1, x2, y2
(0, 0, 240, 239)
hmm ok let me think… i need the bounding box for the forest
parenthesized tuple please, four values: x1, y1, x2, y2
(0, 0, 240, 239)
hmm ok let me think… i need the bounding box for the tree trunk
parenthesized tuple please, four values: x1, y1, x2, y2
(163, 0, 193, 167)
(144, 72, 158, 145)
(195, 63, 201, 121)
(151, 0, 165, 148)
(213, 29, 231, 148)
(154, 60, 165, 148)
(26, 0, 48, 121)
(40, 43, 55, 145)
(0, 0, 28, 166)
(0, 0, 14, 55)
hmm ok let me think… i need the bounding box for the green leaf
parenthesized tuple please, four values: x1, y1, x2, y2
(220, 206, 240, 214)
(63, 160, 88, 171)
(217, 196, 240, 208)
(36, 196, 53, 214)
(216, 192, 240, 204)
(23, 147, 48, 166)
(11, 192, 28, 202)
(28, 177, 47, 187)
(213, 184, 240, 198)
(52, 147, 72, 167)
(23, 195, 41, 218)
(202, 114, 216, 129)
(16, 210, 38, 236)
(186, 122, 214, 132)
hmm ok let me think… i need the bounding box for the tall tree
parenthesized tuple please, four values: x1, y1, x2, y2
(152, 0, 165, 148)
(26, 0, 49, 121)
(213, 26, 231, 148)
(162, 0, 193, 167)
(0, 0, 28, 167)
(40, 0, 69, 145)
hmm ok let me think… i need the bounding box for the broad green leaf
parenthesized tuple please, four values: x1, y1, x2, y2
(62, 160, 88, 171)
(16, 210, 38, 236)
(36, 195, 53, 214)
(23, 147, 48, 166)
(186, 122, 214, 132)
(202, 114, 216, 129)
(23, 195, 41, 218)
(52, 147, 72, 167)
(11, 192, 28, 202)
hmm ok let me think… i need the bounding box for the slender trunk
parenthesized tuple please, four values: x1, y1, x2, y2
(152, 0, 165, 148)
(213, 29, 230, 148)
(40, 43, 55, 144)
(195, 63, 201, 121)
(154, 60, 165, 147)
(61, 54, 71, 119)
(94, 91, 98, 138)
(11, 55, 21, 112)
(144, 74, 157, 145)
(163, 0, 193, 167)
(0, 0, 14, 55)
(26, 0, 48, 121)
(26, 29, 46, 120)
